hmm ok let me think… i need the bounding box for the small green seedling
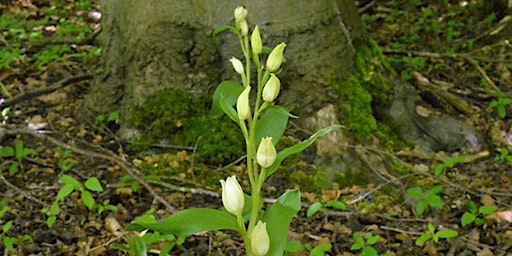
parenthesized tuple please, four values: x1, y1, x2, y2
(495, 148, 512, 164)
(351, 232, 390, 256)
(461, 201, 497, 227)
(415, 223, 458, 246)
(0, 140, 36, 176)
(304, 243, 332, 256)
(95, 111, 120, 132)
(407, 185, 444, 216)
(111, 211, 185, 255)
(489, 91, 512, 119)
(0, 201, 18, 251)
(306, 200, 347, 218)
(43, 175, 105, 227)
(55, 147, 76, 172)
(96, 199, 117, 215)
(434, 155, 465, 176)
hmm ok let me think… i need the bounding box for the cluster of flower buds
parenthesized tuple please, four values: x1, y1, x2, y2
(234, 6, 248, 36)
(220, 175, 270, 256)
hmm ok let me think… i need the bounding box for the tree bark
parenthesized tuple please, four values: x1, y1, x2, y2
(84, 0, 365, 161)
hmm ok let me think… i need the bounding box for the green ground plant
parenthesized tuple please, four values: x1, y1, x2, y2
(0, 140, 36, 176)
(350, 232, 390, 256)
(126, 7, 340, 256)
(489, 91, 512, 119)
(495, 148, 512, 164)
(306, 200, 347, 218)
(461, 200, 497, 227)
(415, 223, 458, 247)
(406, 185, 444, 216)
(55, 147, 76, 172)
(43, 174, 115, 227)
(434, 155, 465, 176)
(112, 210, 186, 255)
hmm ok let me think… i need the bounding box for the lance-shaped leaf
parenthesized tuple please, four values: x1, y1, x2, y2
(126, 208, 241, 236)
(265, 125, 343, 178)
(212, 81, 243, 118)
(263, 189, 301, 256)
(255, 106, 291, 146)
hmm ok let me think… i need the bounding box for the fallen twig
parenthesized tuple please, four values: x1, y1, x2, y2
(5, 127, 177, 213)
(0, 73, 93, 108)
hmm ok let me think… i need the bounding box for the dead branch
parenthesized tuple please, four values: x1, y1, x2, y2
(0, 73, 93, 108)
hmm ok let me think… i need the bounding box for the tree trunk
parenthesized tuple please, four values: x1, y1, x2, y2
(84, 0, 365, 165)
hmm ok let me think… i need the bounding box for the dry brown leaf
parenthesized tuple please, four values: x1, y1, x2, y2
(487, 210, 512, 223)
(476, 247, 493, 256)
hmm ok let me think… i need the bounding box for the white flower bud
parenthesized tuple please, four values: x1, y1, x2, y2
(262, 73, 280, 102)
(251, 221, 270, 256)
(234, 6, 247, 23)
(237, 86, 251, 121)
(238, 19, 248, 36)
(266, 42, 286, 72)
(230, 57, 244, 75)
(256, 137, 276, 168)
(220, 176, 244, 216)
(251, 25, 262, 55)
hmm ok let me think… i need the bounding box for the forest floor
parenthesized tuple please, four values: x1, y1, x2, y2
(0, 0, 511, 255)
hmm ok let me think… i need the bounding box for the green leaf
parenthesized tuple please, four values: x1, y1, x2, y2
(284, 240, 303, 253)
(2, 220, 13, 233)
(461, 212, 476, 227)
(309, 244, 331, 256)
(361, 246, 378, 256)
(465, 200, 478, 214)
(436, 229, 458, 239)
(265, 125, 343, 178)
(264, 190, 301, 256)
(406, 187, 423, 198)
(255, 106, 289, 146)
(426, 185, 443, 196)
(366, 234, 380, 245)
(8, 162, 19, 176)
(211, 81, 243, 117)
(443, 156, 465, 167)
(351, 233, 364, 250)
(325, 200, 347, 211)
(126, 209, 240, 236)
(127, 235, 147, 256)
(434, 164, 445, 176)
(220, 94, 241, 124)
(427, 223, 435, 232)
(81, 190, 95, 210)
(212, 25, 238, 36)
(46, 216, 56, 228)
(479, 206, 497, 215)
(427, 195, 443, 208)
(56, 183, 75, 201)
(60, 175, 83, 190)
(0, 146, 14, 157)
(3, 236, 17, 251)
(85, 177, 103, 192)
(415, 233, 432, 246)
(416, 200, 428, 216)
(306, 202, 323, 217)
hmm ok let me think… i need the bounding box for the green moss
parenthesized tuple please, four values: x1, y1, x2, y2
(330, 38, 397, 140)
(288, 167, 329, 193)
(128, 88, 243, 165)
